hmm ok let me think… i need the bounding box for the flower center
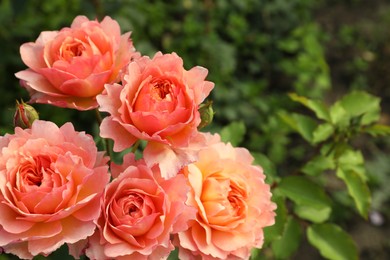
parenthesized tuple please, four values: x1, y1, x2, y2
(16, 155, 53, 191)
(152, 80, 172, 101)
(228, 188, 246, 216)
(60, 38, 85, 61)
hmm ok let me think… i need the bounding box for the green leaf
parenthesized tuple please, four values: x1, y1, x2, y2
(220, 121, 246, 146)
(338, 149, 364, 166)
(278, 176, 332, 223)
(167, 248, 179, 260)
(307, 223, 358, 260)
(302, 155, 335, 176)
(336, 168, 371, 218)
(294, 204, 332, 223)
(363, 124, 390, 137)
(338, 149, 366, 181)
(252, 152, 277, 184)
(339, 91, 380, 125)
(279, 112, 317, 143)
(312, 123, 334, 143)
(271, 217, 302, 259)
(264, 195, 288, 244)
(329, 102, 349, 128)
(288, 93, 330, 121)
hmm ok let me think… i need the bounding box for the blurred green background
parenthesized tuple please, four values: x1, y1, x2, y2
(0, 0, 389, 259)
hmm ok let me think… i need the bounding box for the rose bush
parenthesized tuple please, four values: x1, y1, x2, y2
(0, 120, 110, 258)
(175, 134, 276, 259)
(15, 15, 136, 110)
(85, 154, 196, 260)
(2, 14, 278, 260)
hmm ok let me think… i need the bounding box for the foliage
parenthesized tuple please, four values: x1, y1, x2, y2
(257, 91, 388, 259)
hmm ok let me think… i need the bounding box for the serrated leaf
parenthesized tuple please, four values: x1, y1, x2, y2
(312, 123, 334, 143)
(288, 93, 330, 121)
(220, 121, 246, 146)
(302, 155, 335, 176)
(271, 217, 302, 259)
(336, 168, 371, 218)
(363, 124, 390, 137)
(278, 176, 332, 223)
(307, 223, 358, 260)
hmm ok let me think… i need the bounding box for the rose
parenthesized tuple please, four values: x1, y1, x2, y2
(15, 15, 137, 110)
(0, 120, 110, 258)
(85, 154, 196, 260)
(13, 100, 39, 129)
(97, 51, 214, 151)
(175, 134, 276, 259)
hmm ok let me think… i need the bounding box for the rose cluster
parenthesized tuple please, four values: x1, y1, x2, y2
(1, 16, 276, 259)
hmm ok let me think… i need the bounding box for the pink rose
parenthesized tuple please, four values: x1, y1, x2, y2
(0, 120, 110, 258)
(175, 135, 276, 259)
(15, 15, 137, 110)
(97, 52, 214, 151)
(85, 154, 196, 260)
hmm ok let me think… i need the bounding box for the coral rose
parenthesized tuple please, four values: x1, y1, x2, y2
(0, 120, 110, 258)
(85, 153, 196, 260)
(97, 52, 214, 151)
(175, 135, 276, 259)
(15, 15, 136, 110)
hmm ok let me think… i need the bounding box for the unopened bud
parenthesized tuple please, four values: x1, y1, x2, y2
(198, 100, 214, 129)
(13, 100, 39, 129)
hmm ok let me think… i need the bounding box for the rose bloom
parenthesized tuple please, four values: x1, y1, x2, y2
(0, 120, 110, 259)
(85, 153, 195, 260)
(175, 135, 276, 259)
(97, 52, 214, 152)
(15, 15, 137, 110)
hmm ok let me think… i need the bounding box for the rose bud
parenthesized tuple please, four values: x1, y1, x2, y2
(13, 100, 39, 129)
(198, 100, 214, 129)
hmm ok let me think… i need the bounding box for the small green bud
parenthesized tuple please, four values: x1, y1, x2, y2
(13, 100, 39, 129)
(198, 100, 214, 129)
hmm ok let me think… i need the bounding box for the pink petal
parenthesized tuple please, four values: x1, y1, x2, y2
(100, 16, 121, 43)
(97, 83, 123, 116)
(30, 93, 99, 110)
(143, 142, 184, 179)
(15, 70, 67, 97)
(70, 15, 91, 28)
(39, 67, 76, 89)
(0, 203, 34, 235)
(20, 43, 45, 71)
(2, 241, 33, 259)
(99, 117, 138, 152)
(185, 66, 214, 104)
(28, 215, 96, 256)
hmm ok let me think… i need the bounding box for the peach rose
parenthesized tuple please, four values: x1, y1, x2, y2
(175, 135, 276, 259)
(97, 52, 214, 151)
(15, 15, 137, 110)
(0, 120, 110, 258)
(85, 154, 196, 260)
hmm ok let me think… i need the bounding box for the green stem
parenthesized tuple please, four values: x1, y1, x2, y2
(95, 108, 112, 160)
(131, 140, 141, 154)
